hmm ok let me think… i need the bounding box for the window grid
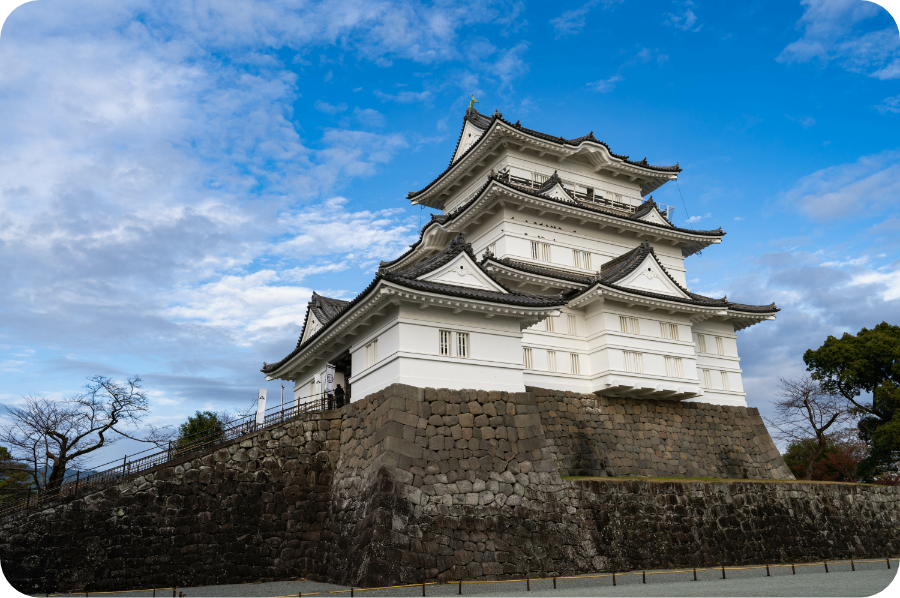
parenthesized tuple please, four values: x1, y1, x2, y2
(567, 315, 577, 336)
(457, 333, 469, 358)
(716, 336, 725, 356)
(665, 356, 684, 378)
(523, 347, 533, 369)
(702, 369, 712, 388)
(439, 330, 451, 356)
(721, 371, 730, 391)
(545, 317, 554, 333)
(531, 241, 540, 260)
(619, 316, 640, 335)
(697, 334, 707, 354)
(542, 243, 551, 262)
(570, 353, 581, 375)
(547, 350, 557, 372)
(572, 250, 591, 270)
(660, 323, 679, 340)
(623, 351, 644, 374)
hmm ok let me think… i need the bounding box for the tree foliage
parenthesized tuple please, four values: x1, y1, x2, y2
(0, 446, 33, 502)
(804, 322, 900, 480)
(0, 376, 170, 492)
(175, 411, 226, 454)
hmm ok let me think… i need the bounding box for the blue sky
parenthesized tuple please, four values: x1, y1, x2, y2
(0, 0, 899, 464)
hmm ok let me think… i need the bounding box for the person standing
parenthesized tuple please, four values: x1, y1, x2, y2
(334, 384, 345, 408)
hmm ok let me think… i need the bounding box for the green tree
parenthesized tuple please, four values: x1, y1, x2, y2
(804, 322, 900, 481)
(175, 411, 226, 454)
(0, 446, 33, 502)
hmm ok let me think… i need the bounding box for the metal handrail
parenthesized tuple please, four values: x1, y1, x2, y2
(0, 394, 336, 518)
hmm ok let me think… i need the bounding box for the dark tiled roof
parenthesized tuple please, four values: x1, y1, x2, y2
(309, 292, 349, 324)
(409, 108, 682, 200)
(262, 235, 567, 375)
(535, 170, 574, 199)
(379, 174, 723, 275)
(482, 256, 595, 285)
(630, 197, 672, 224)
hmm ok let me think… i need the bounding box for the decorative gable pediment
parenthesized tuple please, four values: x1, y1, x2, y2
(540, 181, 573, 202)
(300, 309, 325, 344)
(452, 120, 487, 163)
(418, 252, 508, 293)
(616, 254, 690, 299)
(637, 207, 673, 227)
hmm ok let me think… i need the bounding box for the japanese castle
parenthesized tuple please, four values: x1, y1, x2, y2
(263, 105, 777, 407)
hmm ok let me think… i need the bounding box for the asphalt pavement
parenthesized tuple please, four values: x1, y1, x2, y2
(37, 558, 899, 598)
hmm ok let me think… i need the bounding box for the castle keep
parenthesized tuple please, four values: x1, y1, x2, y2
(264, 106, 776, 408)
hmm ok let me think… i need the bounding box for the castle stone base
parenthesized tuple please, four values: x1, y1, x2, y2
(2, 385, 897, 593)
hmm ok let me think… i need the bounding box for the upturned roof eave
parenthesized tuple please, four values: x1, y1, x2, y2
(408, 116, 681, 206)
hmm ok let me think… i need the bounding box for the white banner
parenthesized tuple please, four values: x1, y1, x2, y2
(324, 364, 336, 396)
(256, 389, 267, 425)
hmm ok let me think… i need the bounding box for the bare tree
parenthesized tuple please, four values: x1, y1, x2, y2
(765, 375, 852, 480)
(0, 375, 170, 492)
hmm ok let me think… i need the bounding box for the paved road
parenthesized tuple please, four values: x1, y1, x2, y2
(42, 560, 898, 598)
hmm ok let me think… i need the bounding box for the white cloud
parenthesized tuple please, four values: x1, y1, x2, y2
(586, 75, 622, 93)
(685, 212, 711, 223)
(549, 0, 623, 37)
(374, 89, 433, 103)
(315, 100, 347, 114)
(875, 95, 900, 113)
(778, 0, 900, 79)
(664, 1, 702, 32)
(784, 149, 900, 220)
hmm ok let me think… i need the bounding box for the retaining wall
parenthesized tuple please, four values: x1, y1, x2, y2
(2, 385, 896, 594)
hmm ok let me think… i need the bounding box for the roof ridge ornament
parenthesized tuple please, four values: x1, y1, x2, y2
(468, 94, 478, 110)
(493, 108, 502, 119)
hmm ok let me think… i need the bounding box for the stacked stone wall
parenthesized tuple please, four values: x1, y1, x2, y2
(2, 385, 896, 595)
(531, 388, 793, 480)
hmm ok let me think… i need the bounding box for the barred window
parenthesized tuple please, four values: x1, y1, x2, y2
(457, 333, 469, 358)
(365, 339, 378, 368)
(573, 250, 592, 270)
(542, 243, 551, 262)
(567, 314, 577, 336)
(624, 351, 644, 374)
(721, 371, 730, 391)
(619, 316, 640, 335)
(523, 347, 533, 369)
(697, 334, 707, 353)
(545, 317, 555, 333)
(439, 330, 451, 356)
(547, 350, 557, 372)
(701, 369, 712, 389)
(665, 356, 684, 378)
(570, 353, 581, 375)
(660, 323, 679, 340)
(716, 336, 725, 356)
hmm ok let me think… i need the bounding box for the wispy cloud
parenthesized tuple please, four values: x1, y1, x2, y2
(315, 100, 347, 114)
(778, 0, 900, 79)
(664, 1, 703, 33)
(374, 89, 433, 104)
(586, 75, 622, 93)
(549, 0, 623, 37)
(875, 95, 900, 114)
(783, 149, 900, 220)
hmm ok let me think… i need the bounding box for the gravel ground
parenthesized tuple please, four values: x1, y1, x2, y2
(41, 559, 898, 598)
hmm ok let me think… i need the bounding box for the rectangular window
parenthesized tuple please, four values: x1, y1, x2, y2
(531, 241, 539, 260)
(573, 249, 581, 269)
(547, 350, 557, 372)
(523, 347, 533, 369)
(570, 353, 581, 375)
(624, 351, 644, 374)
(542, 243, 551, 262)
(721, 371, 730, 391)
(582, 252, 592, 270)
(697, 334, 707, 354)
(567, 314, 577, 336)
(619, 316, 640, 335)
(701, 369, 712, 389)
(665, 356, 684, 378)
(456, 332, 469, 358)
(365, 339, 378, 368)
(545, 317, 555, 333)
(439, 330, 451, 356)
(660, 323, 679, 340)
(716, 336, 725, 356)
(487, 242, 497, 256)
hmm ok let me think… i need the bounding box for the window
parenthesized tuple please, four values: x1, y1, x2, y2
(624, 351, 644, 373)
(544, 316, 555, 333)
(619, 316, 640, 335)
(365, 339, 378, 368)
(487, 242, 497, 256)
(665, 356, 684, 378)
(547, 350, 557, 372)
(542, 243, 551, 262)
(531, 241, 540, 260)
(697, 334, 707, 354)
(573, 250, 592, 270)
(715, 336, 725, 356)
(439, 330, 451, 356)
(700, 369, 711, 389)
(721, 371, 730, 391)
(457, 333, 469, 358)
(660, 323, 679, 340)
(523, 347, 533, 369)
(570, 353, 581, 375)
(309, 380, 315, 399)
(567, 314, 577, 336)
